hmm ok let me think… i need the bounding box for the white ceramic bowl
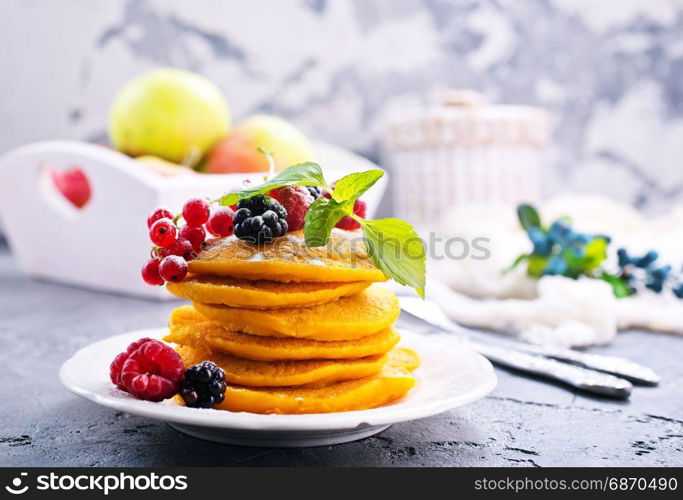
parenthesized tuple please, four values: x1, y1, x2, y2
(60, 328, 496, 447)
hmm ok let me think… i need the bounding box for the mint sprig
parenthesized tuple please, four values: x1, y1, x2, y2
(304, 169, 425, 296)
(222, 164, 426, 296)
(303, 169, 384, 247)
(219, 162, 329, 206)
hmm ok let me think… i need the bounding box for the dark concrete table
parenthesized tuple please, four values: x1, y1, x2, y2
(1, 239, 681, 467)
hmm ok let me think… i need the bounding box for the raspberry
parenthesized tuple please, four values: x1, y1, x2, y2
(271, 186, 313, 231)
(179, 361, 227, 409)
(182, 198, 211, 227)
(160, 238, 194, 261)
(109, 337, 159, 390)
(179, 225, 206, 252)
(336, 199, 366, 230)
(147, 208, 173, 229)
(150, 218, 177, 248)
(126, 337, 157, 354)
(159, 255, 188, 282)
(206, 207, 235, 237)
(117, 340, 185, 402)
(110, 352, 129, 390)
(141, 258, 164, 286)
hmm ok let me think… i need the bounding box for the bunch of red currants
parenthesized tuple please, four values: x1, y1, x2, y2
(141, 198, 235, 286)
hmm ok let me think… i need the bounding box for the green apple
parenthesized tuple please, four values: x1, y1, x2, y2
(109, 68, 230, 165)
(206, 114, 313, 174)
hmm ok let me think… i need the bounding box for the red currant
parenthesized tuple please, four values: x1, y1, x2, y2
(206, 207, 235, 237)
(182, 198, 211, 227)
(160, 238, 194, 260)
(158, 255, 188, 282)
(179, 225, 206, 251)
(141, 258, 164, 286)
(149, 218, 177, 248)
(147, 208, 173, 228)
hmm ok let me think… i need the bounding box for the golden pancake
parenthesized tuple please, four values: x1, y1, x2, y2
(193, 284, 400, 341)
(164, 305, 401, 361)
(188, 230, 387, 283)
(167, 275, 371, 308)
(176, 345, 387, 387)
(203, 348, 419, 414)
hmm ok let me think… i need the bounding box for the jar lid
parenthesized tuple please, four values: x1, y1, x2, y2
(382, 89, 549, 149)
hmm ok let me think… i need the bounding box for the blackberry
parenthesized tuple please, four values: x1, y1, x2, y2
(233, 195, 288, 244)
(306, 186, 322, 199)
(179, 361, 227, 409)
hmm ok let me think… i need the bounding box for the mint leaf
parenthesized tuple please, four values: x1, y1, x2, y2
(332, 170, 384, 203)
(361, 218, 426, 297)
(600, 273, 633, 298)
(303, 197, 353, 247)
(219, 162, 328, 206)
(517, 204, 541, 230)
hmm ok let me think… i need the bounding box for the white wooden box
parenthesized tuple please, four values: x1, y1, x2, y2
(0, 140, 386, 300)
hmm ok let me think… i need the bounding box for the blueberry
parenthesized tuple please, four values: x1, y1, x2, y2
(617, 248, 631, 267)
(543, 257, 568, 276)
(528, 227, 551, 256)
(549, 220, 572, 239)
(650, 265, 671, 281)
(306, 186, 322, 199)
(673, 283, 683, 299)
(571, 233, 591, 246)
(635, 250, 658, 268)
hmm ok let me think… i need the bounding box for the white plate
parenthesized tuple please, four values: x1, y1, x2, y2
(59, 328, 496, 447)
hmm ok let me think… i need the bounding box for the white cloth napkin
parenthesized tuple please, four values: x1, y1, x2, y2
(423, 194, 683, 347)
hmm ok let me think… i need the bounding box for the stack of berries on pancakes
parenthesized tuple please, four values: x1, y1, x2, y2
(112, 184, 418, 414)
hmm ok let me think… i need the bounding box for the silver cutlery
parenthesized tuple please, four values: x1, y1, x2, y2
(398, 297, 659, 399)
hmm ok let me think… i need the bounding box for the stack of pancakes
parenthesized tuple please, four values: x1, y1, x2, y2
(164, 230, 418, 414)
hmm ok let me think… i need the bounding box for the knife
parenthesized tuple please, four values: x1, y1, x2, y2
(399, 297, 645, 398)
(398, 296, 659, 386)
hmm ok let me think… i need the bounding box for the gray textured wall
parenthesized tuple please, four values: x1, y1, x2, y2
(2, 0, 683, 211)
